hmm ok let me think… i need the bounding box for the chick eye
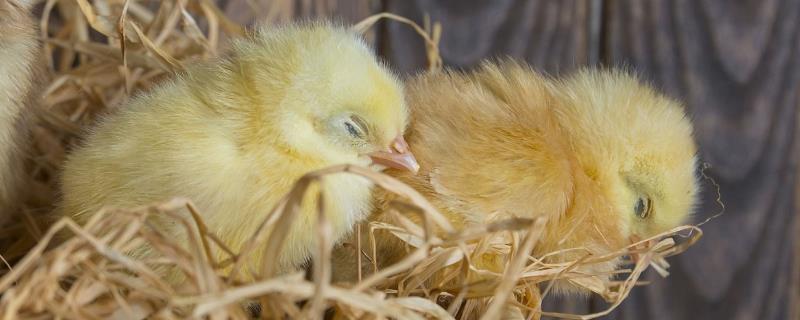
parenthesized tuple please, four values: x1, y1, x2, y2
(634, 197, 652, 219)
(343, 115, 369, 139)
(344, 121, 361, 138)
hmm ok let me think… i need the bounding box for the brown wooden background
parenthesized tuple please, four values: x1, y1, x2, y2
(222, 1, 800, 319)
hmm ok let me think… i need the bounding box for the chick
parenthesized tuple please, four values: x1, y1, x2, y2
(332, 61, 698, 294)
(0, 0, 42, 225)
(61, 22, 418, 283)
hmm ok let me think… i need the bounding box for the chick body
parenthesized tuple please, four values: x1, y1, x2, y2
(62, 23, 413, 283)
(333, 61, 698, 294)
(0, 0, 42, 225)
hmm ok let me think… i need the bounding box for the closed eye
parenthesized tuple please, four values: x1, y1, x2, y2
(344, 121, 362, 138)
(349, 115, 370, 136)
(343, 114, 370, 140)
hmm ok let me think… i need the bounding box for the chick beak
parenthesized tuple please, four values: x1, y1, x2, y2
(368, 136, 420, 174)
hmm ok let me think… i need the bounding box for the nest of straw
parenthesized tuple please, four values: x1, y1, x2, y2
(0, 1, 704, 319)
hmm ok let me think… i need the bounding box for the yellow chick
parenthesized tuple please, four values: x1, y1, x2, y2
(333, 61, 698, 294)
(60, 22, 418, 283)
(0, 0, 42, 225)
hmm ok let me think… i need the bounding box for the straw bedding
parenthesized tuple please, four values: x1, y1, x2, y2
(0, 1, 709, 319)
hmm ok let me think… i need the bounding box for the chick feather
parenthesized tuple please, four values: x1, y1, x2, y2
(332, 61, 699, 294)
(61, 22, 417, 283)
(0, 0, 42, 225)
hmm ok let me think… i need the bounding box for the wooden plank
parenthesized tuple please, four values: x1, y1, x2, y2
(381, 0, 595, 75)
(603, 1, 800, 319)
(221, 0, 381, 49)
(222, 0, 377, 26)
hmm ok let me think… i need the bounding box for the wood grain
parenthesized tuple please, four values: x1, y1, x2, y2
(222, 0, 377, 27)
(221, 0, 381, 47)
(380, 0, 597, 75)
(602, 1, 800, 319)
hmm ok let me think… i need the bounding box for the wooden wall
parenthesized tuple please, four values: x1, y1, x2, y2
(224, 1, 800, 319)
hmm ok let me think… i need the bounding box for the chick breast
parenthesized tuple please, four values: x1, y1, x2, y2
(61, 22, 407, 283)
(0, 0, 42, 226)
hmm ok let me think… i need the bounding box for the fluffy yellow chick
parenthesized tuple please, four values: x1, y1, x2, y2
(333, 61, 698, 294)
(0, 0, 42, 225)
(61, 22, 418, 283)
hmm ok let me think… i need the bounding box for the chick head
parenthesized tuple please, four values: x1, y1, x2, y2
(552, 69, 699, 247)
(231, 22, 417, 172)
